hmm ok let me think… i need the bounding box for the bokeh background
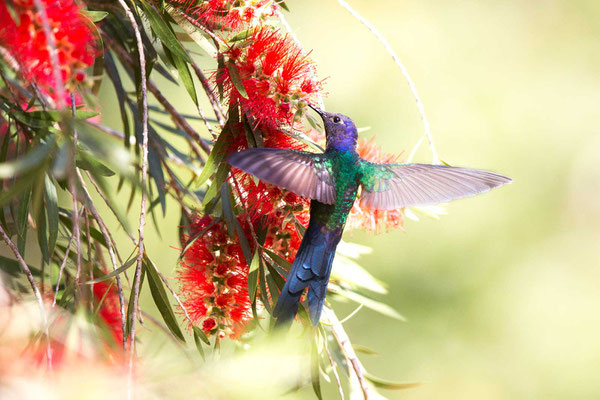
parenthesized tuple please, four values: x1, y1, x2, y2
(95, 1, 600, 398)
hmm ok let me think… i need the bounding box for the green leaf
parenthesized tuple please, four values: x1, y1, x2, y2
(352, 344, 378, 355)
(196, 125, 231, 187)
(172, 53, 198, 106)
(0, 254, 40, 278)
(192, 326, 206, 359)
(86, 258, 137, 284)
(220, 183, 235, 238)
(311, 335, 323, 400)
(0, 136, 56, 178)
(16, 188, 31, 256)
(143, 255, 186, 342)
(228, 28, 256, 43)
(262, 248, 292, 272)
(233, 216, 252, 267)
(83, 10, 109, 22)
(330, 284, 406, 321)
(202, 162, 229, 206)
(192, 325, 210, 345)
(32, 177, 49, 263)
(140, 2, 191, 62)
(247, 251, 260, 303)
(226, 62, 248, 99)
(44, 175, 58, 258)
(364, 372, 421, 390)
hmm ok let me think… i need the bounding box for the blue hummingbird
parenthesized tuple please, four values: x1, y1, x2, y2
(228, 105, 512, 326)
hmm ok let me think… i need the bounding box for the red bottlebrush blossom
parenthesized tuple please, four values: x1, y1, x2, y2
(347, 137, 406, 232)
(93, 280, 124, 345)
(177, 215, 253, 338)
(170, 0, 277, 31)
(220, 27, 322, 129)
(0, 0, 99, 105)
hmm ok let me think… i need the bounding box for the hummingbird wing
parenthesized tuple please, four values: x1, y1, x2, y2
(228, 148, 336, 204)
(359, 161, 512, 210)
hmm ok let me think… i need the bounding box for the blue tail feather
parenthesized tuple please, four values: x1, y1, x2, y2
(273, 222, 342, 326)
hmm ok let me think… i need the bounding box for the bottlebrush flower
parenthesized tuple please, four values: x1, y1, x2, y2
(220, 27, 322, 129)
(347, 137, 406, 232)
(93, 280, 124, 345)
(177, 215, 253, 338)
(170, 0, 278, 31)
(0, 0, 98, 105)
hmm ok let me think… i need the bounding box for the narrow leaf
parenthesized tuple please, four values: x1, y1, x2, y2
(144, 255, 186, 342)
(86, 258, 136, 284)
(44, 175, 58, 258)
(196, 124, 231, 187)
(364, 372, 421, 390)
(173, 53, 198, 105)
(247, 251, 260, 303)
(226, 62, 248, 99)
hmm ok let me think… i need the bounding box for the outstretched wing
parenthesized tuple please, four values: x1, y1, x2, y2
(359, 161, 512, 210)
(228, 148, 336, 204)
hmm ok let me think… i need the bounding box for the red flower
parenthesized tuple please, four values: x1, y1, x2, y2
(177, 215, 253, 338)
(347, 138, 406, 232)
(92, 280, 124, 345)
(170, 0, 277, 31)
(220, 27, 322, 129)
(0, 0, 99, 105)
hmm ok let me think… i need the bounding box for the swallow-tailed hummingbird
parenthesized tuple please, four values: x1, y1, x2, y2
(228, 106, 512, 326)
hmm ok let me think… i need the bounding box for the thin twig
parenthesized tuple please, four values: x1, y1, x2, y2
(83, 170, 135, 245)
(77, 169, 127, 349)
(323, 307, 374, 399)
(84, 210, 94, 311)
(188, 59, 226, 126)
(69, 94, 82, 291)
(116, 0, 148, 389)
(0, 224, 52, 369)
(336, 0, 439, 163)
(324, 338, 345, 400)
(52, 230, 75, 307)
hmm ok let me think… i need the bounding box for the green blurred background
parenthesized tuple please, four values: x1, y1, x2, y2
(96, 0, 600, 398)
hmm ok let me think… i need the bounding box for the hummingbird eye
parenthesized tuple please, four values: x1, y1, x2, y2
(332, 116, 342, 124)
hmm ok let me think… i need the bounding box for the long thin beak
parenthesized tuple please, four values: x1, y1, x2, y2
(308, 103, 325, 117)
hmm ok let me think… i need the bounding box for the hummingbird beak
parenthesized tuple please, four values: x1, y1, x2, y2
(308, 104, 325, 117)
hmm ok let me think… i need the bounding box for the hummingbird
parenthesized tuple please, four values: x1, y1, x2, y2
(228, 105, 512, 326)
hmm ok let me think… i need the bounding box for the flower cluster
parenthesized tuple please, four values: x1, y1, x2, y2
(347, 137, 406, 232)
(221, 27, 322, 129)
(0, 0, 98, 105)
(171, 0, 278, 31)
(178, 215, 253, 338)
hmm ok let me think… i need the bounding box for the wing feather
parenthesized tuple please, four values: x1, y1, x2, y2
(360, 162, 512, 210)
(228, 148, 336, 204)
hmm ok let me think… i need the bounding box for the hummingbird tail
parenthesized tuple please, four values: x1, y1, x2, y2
(273, 223, 341, 327)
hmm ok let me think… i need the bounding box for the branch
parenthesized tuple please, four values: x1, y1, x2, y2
(77, 169, 127, 349)
(322, 307, 375, 399)
(0, 224, 52, 369)
(188, 59, 226, 127)
(336, 0, 439, 163)
(69, 94, 82, 291)
(115, 0, 149, 388)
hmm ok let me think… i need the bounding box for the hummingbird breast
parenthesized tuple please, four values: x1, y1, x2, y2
(313, 150, 362, 231)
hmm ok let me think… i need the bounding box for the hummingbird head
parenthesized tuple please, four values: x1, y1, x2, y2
(309, 105, 358, 152)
